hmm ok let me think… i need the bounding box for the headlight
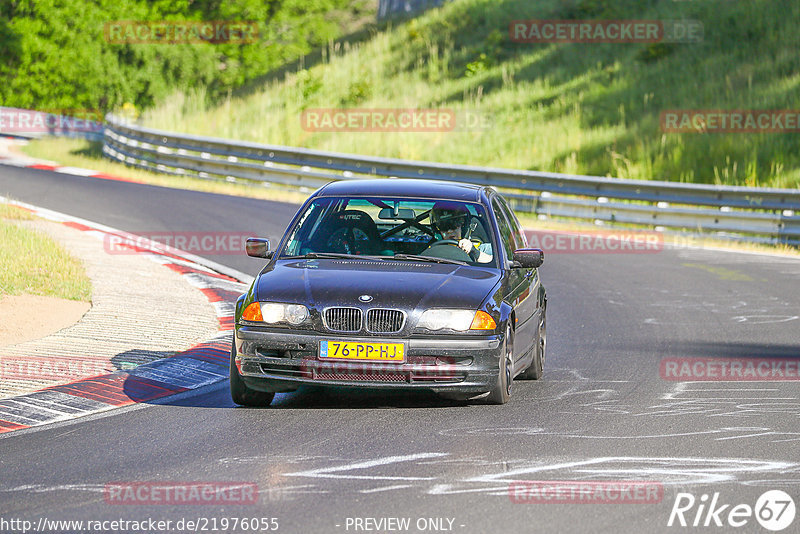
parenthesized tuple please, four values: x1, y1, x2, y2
(242, 302, 309, 325)
(418, 309, 496, 331)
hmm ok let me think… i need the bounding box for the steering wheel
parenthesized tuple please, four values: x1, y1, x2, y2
(327, 226, 377, 255)
(326, 227, 356, 254)
(423, 239, 473, 262)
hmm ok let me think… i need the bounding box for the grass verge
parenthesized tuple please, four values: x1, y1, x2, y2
(0, 203, 92, 301)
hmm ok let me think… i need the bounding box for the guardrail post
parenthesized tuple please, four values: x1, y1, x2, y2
(778, 211, 800, 245)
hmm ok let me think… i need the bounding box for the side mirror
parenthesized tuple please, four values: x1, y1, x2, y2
(512, 248, 544, 269)
(246, 237, 272, 259)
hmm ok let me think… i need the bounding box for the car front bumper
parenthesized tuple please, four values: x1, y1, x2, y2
(234, 325, 503, 394)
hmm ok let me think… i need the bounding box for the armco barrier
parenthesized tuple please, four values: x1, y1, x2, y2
(377, 0, 450, 20)
(0, 107, 103, 141)
(101, 114, 800, 245)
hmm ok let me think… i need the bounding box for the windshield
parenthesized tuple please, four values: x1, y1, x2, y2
(280, 196, 499, 268)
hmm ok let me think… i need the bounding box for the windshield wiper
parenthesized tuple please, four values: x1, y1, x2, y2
(284, 252, 465, 265)
(390, 254, 467, 266)
(285, 252, 388, 261)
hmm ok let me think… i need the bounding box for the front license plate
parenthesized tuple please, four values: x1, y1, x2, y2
(319, 340, 405, 362)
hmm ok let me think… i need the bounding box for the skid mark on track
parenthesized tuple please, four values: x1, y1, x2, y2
(284, 452, 448, 481)
(732, 315, 798, 324)
(360, 484, 414, 494)
(601, 285, 799, 325)
(0, 483, 106, 495)
(439, 427, 545, 437)
(438, 426, 800, 442)
(222, 453, 800, 498)
(419, 372, 800, 447)
(653, 382, 800, 421)
(219, 454, 338, 465)
(428, 457, 797, 496)
(6, 453, 798, 501)
(680, 263, 753, 281)
(530, 369, 800, 426)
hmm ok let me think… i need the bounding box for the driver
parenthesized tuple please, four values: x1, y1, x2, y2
(425, 201, 492, 263)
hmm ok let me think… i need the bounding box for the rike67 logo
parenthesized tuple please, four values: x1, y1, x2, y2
(668, 490, 796, 531)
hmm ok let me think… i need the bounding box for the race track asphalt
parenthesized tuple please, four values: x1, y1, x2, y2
(2, 165, 799, 534)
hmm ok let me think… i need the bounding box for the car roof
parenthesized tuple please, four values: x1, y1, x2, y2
(315, 178, 491, 203)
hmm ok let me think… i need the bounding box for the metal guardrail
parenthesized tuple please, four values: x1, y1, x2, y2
(101, 114, 800, 245)
(378, 0, 450, 20)
(0, 107, 103, 141)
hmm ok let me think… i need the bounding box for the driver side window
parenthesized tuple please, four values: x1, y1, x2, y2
(496, 196, 527, 251)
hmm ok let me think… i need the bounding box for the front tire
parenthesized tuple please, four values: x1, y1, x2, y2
(485, 323, 514, 404)
(230, 343, 275, 406)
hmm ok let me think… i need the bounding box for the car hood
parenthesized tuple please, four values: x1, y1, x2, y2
(255, 258, 501, 311)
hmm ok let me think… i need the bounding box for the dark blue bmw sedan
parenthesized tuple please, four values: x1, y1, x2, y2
(231, 179, 546, 405)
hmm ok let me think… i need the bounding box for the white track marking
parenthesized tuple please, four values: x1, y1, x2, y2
(360, 484, 414, 494)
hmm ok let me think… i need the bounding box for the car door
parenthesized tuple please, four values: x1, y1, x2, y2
(491, 195, 537, 363)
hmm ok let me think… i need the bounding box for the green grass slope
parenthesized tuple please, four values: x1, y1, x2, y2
(141, 0, 800, 188)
